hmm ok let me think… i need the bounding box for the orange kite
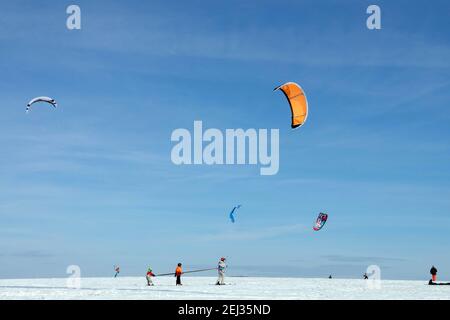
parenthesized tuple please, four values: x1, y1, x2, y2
(274, 82, 308, 129)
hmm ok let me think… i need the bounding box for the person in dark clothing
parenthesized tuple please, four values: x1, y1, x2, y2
(430, 266, 438, 282)
(328, 275, 332, 279)
(363, 273, 369, 280)
(175, 263, 183, 286)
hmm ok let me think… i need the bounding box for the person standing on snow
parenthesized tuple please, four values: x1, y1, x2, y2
(175, 263, 183, 286)
(216, 257, 227, 285)
(114, 265, 120, 278)
(146, 267, 155, 286)
(430, 266, 438, 282)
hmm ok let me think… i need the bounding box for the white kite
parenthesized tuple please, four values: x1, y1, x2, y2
(26, 96, 58, 113)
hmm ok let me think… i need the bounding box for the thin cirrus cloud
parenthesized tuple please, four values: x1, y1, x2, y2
(0, 250, 55, 259)
(2, 2, 449, 69)
(322, 254, 407, 264)
(194, 224, 309, 242)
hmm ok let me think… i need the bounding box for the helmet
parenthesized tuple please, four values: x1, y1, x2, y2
(220, 257, 226, 261)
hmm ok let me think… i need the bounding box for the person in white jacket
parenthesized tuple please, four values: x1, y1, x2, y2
(216, 257, 227, 285)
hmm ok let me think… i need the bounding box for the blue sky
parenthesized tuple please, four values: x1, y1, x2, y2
(0, 0, 449, 280)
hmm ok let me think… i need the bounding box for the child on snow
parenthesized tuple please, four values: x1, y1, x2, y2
(146, 267, 155, 286)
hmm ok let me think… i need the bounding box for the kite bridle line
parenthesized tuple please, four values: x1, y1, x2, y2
(155, 267, 218, 277)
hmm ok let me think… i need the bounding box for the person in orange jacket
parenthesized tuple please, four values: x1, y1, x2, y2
(175, 263, 183, 286)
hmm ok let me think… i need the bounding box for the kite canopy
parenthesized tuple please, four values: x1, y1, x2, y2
(313, 212, 328, 231)
(229, 205, 241, 223)
(274, 82, 308, 129)
(26, 96, 57, 113)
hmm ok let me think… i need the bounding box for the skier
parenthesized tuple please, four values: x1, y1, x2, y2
(430, 266, 438, 282)
(175, 263, 183, 286)
(328, 275, 332, 279)
(363, 273, 369, 280)
(114, 265, 120, 278)
(216, 257, 227, 285)
(146, 267, 155, 286)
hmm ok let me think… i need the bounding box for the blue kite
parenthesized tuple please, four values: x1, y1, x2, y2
(229, 205, 241, 223)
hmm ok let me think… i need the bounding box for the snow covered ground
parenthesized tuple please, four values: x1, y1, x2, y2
(0, 277, 449, 300)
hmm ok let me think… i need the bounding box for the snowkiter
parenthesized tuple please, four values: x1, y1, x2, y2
(216, 257, 227, 285)
(114, 266, 120, 278)
(430, 266, 438, 282)
(175, 263, 183, 286)
(146, 268, 155, 286)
